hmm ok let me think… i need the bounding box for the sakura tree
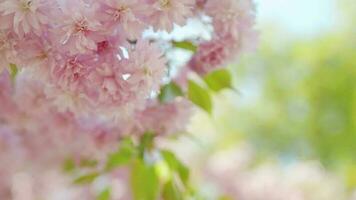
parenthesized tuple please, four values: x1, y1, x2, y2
(0, 0, 256, 199)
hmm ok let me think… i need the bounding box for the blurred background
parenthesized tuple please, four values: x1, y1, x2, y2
(165, 0, 356, 199)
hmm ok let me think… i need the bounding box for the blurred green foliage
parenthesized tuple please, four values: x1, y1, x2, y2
(228, 19, 356, 170)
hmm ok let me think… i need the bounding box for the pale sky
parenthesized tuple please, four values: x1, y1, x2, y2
(255, 0, 338, 37)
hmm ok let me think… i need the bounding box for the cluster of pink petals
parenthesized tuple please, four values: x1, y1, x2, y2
(0, 71, 191, 197)
(189, 34, 238, 74)
(0, 0, 52, 36)
(148, 0, 195, 32)
(0, 0, 257, 117)
(0, 73, 190, 169)
(0, 0, 195, 118)
(0, 0, 257, 197)
(133, 98, 192, 136)
(0, 73, 122, 164)
(189, 0, 257, 75)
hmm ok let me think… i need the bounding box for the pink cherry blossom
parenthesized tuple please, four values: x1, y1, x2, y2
(189, 34, 237, 74)
(56, 0, 103, 54)
(100, 0, 149, 39)
(122, 40, 166, 100)
(89, 39, 167, 119)
(15, 34, 57, 80)
(0, 72, 124, 165)
(0, 0, 258, 197)
(133, 99, 192, 136)
(0, 0, 53, 36)
(51, 54, 94, 92)
(147, 0, 195, 32)
(205, 0, 256, 39)
(188, 0, 257, 74)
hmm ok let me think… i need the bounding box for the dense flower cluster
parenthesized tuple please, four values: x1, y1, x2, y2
(0, 0, 256, 116)
(189, 0, 257, 74)
(0, 0, 256, 198)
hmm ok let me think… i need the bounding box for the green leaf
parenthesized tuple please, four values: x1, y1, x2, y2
(163, 181, 183, 200)
(73, 172, 100, 185)
(154, 160, 171, 183)
(105, 138, 135, 171)
(131, 160, 159, 200)
(161, 150, 190, 186)
(8, 63, 18, 81)
(159, 82, 184, 103)
(173, 41, 197, 52)
(62, 158, 76, 173)
(79, 159, 98, 168)
(138, 133, 154, 159)
(106, 149, 133, 171)
(204, 69, 233, 92)
(97, 188, 111, 200)
(177, 164, 189, 186)
(188, 80, 213, 113)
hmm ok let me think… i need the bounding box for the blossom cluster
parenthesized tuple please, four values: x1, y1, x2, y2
(0, 0, 256, 198)
(0, 69, 190, 199)
(189, 0, 257, 74)
(0, 0, 256, 117)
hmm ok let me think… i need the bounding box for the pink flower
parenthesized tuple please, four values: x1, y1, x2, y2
(204, 0, 256, 39)
(51, 55, 94, 93)
(0, 0, 259, 196)
(15, 34, 57, 80)
(101, 0, 149, 39)
(86, 61, 139, 119)
(87, 39, 167, 119)
(44, 85, 93, 116)
(189, 34, 237, 75)
(56, 0, 103, 54)
(95, 35, 125, 63)
(0, 73, 125, 167)
(188, 0, 257, 75)
(134, 99, 192, 136)
(88, 61, 128, 107)
(0, 0, 53, 36)
(147, 0, 195, 32)
(45, 39, 166, 119)
(13, 74, 51, 116)
(122, 40, 166, 98)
